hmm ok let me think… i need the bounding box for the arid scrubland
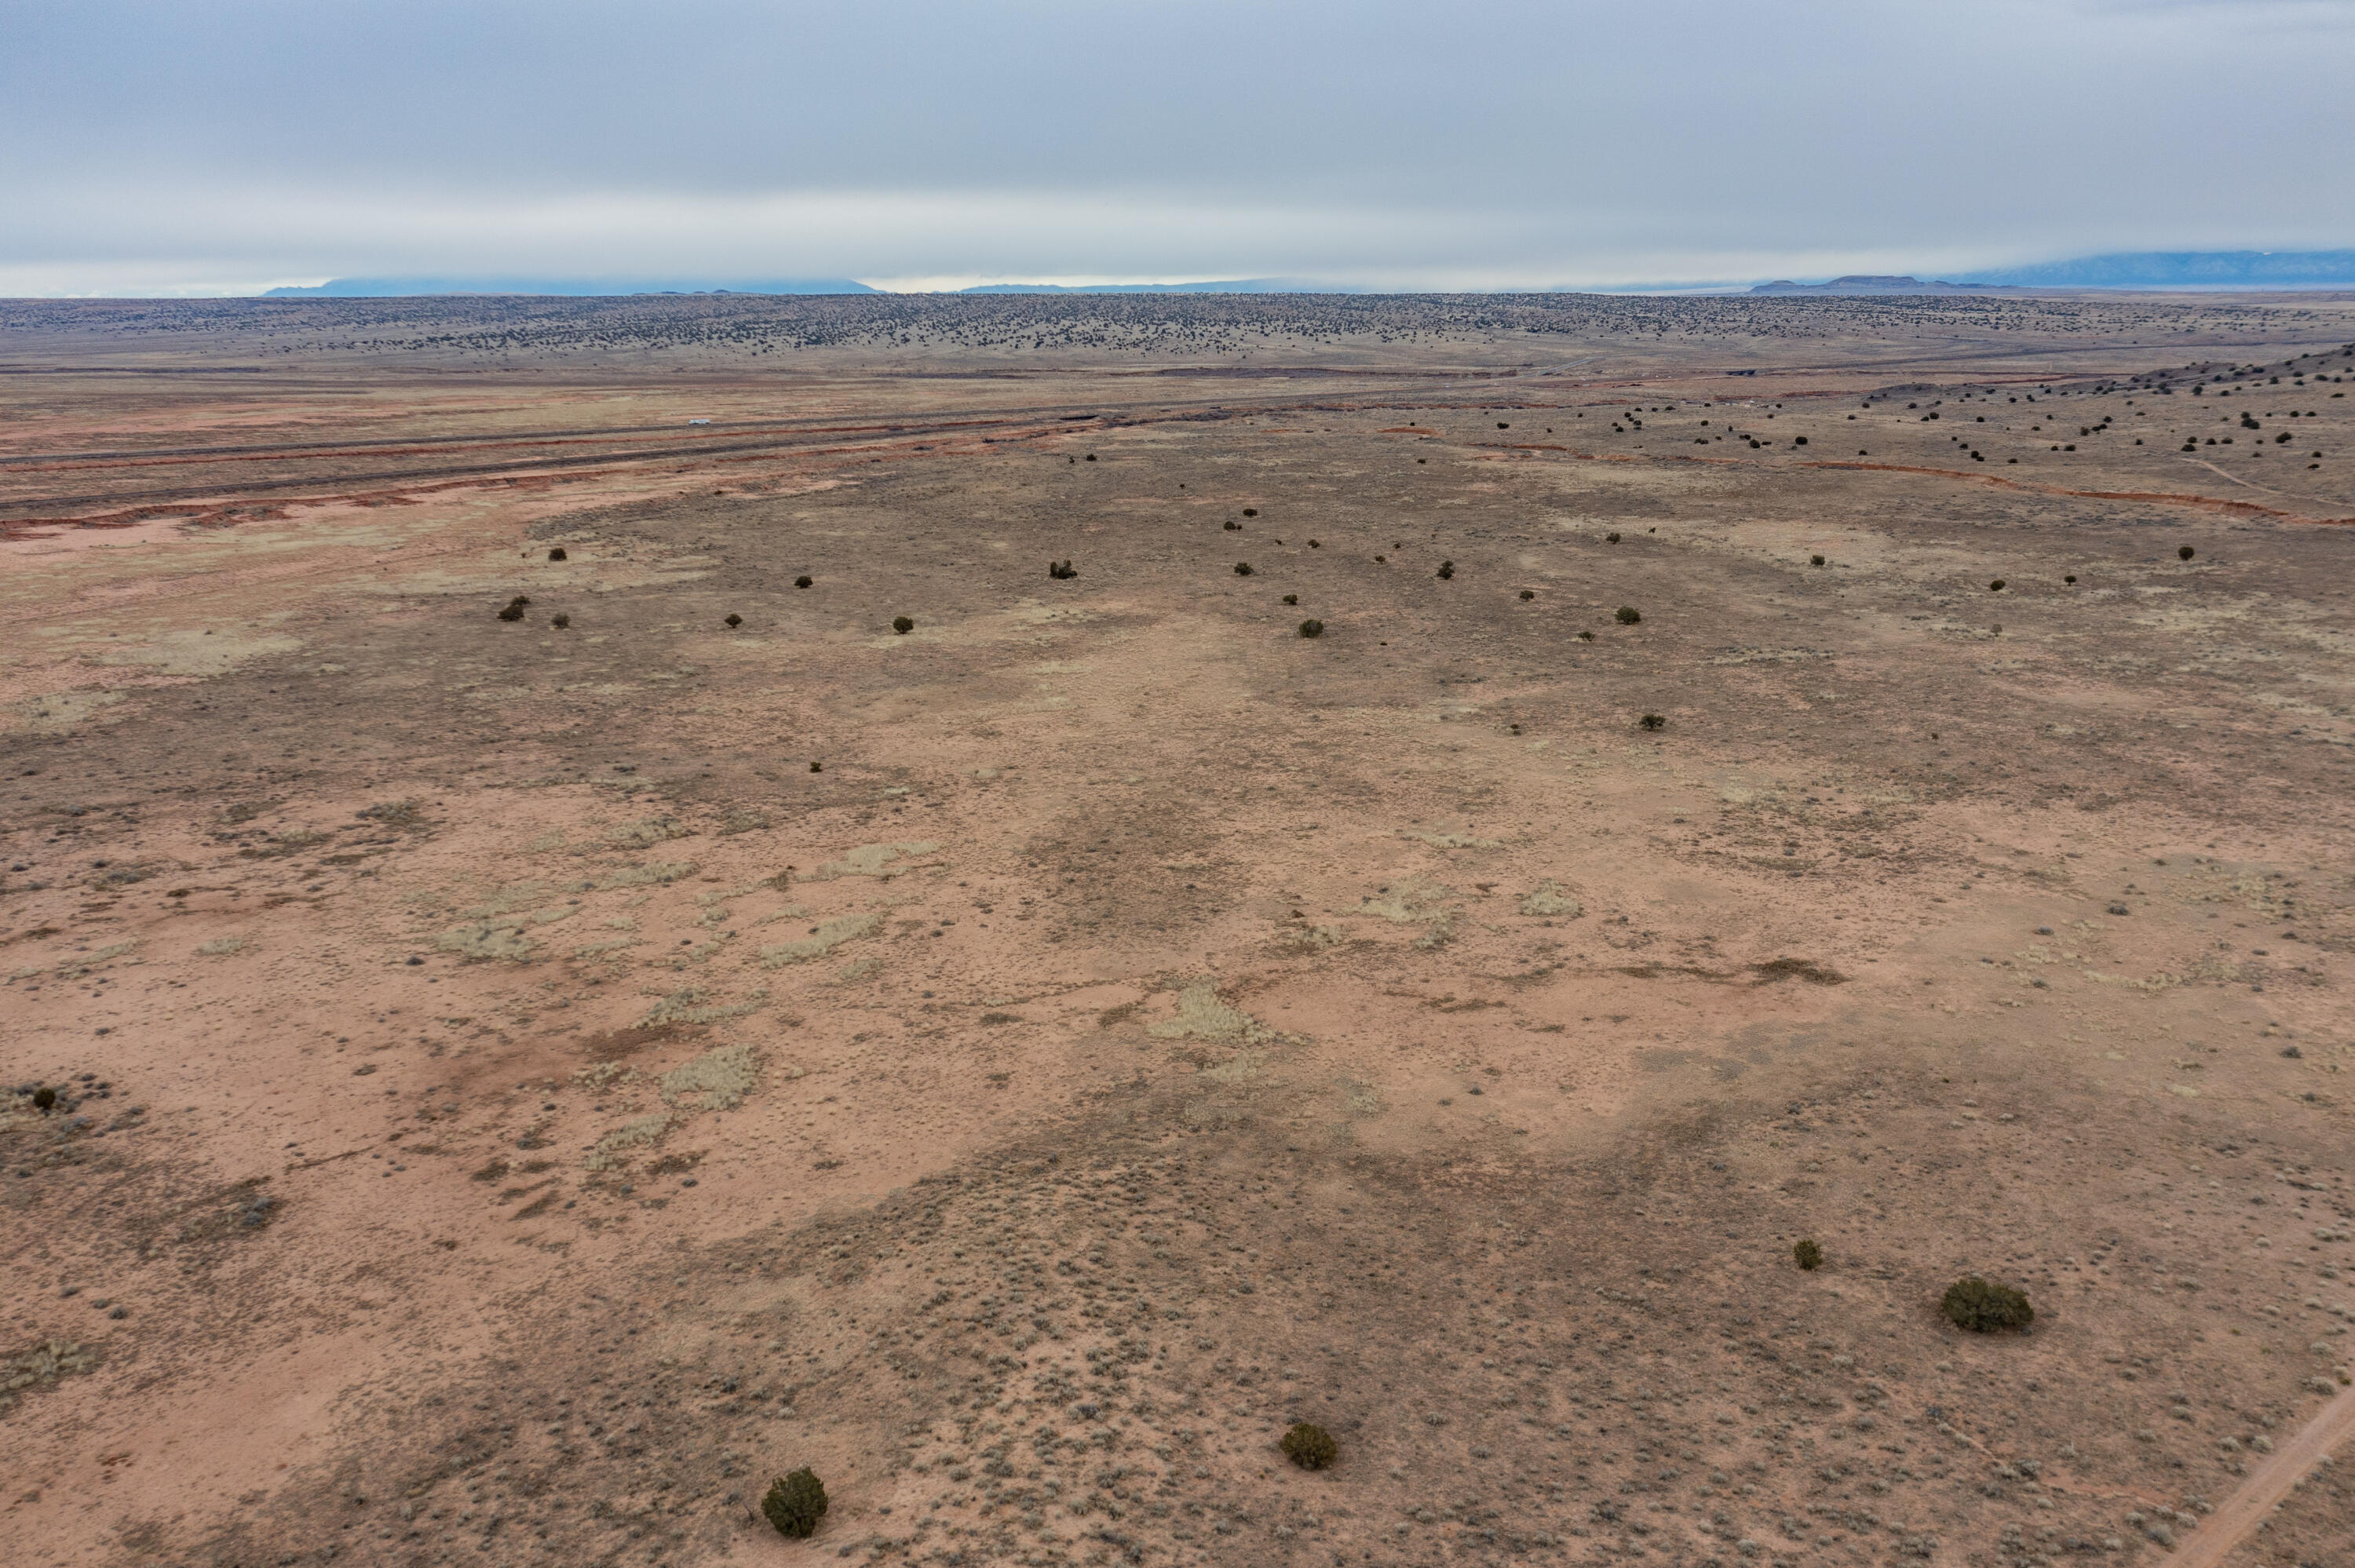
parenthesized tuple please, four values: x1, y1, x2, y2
(4, 292, 2355, 1568)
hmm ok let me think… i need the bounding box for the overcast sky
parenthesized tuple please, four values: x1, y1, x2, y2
(5, 0, 2351, 295)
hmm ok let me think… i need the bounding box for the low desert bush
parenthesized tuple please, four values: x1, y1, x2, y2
(1794, 1239, 1823, 1271)
(1280, 1423, 1338, 1471)
(1941, 1277, 2032, 1333)
(761, 1468, 829, 1537)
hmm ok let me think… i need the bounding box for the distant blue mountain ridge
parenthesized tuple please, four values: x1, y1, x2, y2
(1953, 250, 2355, 289)
(259, 251, 2355, 299)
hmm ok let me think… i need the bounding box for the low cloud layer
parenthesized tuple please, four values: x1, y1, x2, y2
(5, 0, 2351, 294)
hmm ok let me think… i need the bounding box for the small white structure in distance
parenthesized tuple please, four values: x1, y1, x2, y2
(688, 418, 713, 425)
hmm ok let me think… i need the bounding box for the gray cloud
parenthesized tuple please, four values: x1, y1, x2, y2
(5, 0, 2350, 294)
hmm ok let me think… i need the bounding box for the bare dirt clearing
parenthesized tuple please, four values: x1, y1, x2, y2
(4, 293, 2354, 1568)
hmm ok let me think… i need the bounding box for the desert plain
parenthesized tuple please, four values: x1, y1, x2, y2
(4, 290, 2355, 1568)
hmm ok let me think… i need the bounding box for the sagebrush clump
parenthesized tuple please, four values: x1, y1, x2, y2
(1280, 1422, 1338, 1471)
(1615, 606, 1641, 625)
(761, 1468, 829, 1537)
(892, 615, 915, 634)
(496, 595, 529, 622)
(1298, 619, 1324, 638)
(1794, 1239, 1823, 1271)
(1941, 1276, 2032, 1333)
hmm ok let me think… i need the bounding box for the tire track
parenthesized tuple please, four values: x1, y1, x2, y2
(2170, 1380, 2355, 1568)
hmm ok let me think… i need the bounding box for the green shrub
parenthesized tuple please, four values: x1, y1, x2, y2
(1282, 593, 1298, 605)
(1988, 579, 2005, 593)
(725, 614, 743, 628)
(761, 1468, 829, 1537)
(1638, 713, 1665, 731)
(1242, 508, 1258, 517)
(1941, 1276, 2032, 1333)
(1794, 1239, 1823, 1271)
(795, 575, 813, 588)
(1810, 555, 1825, 567)
(547, 547, 567, 561)
(1615, 606, 1641, 625)
(1298, 619, 1324, 638)
(1577, 630, 1594, 642)
(551, 614, 570, 629)
(497, 596, 529, 622)
(1520, 589, 1535, 600)
(1234, 563, 1254, 576)
(892, 616, 915, 634)
(1436, 561, 1454, 580)
(2178, 545, 2196, 560)
(1605, 532, 1621, 544)
(1280, 1422, 1338, 1471)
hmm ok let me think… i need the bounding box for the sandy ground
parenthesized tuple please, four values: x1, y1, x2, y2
(4, 294, 2355, 1568)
